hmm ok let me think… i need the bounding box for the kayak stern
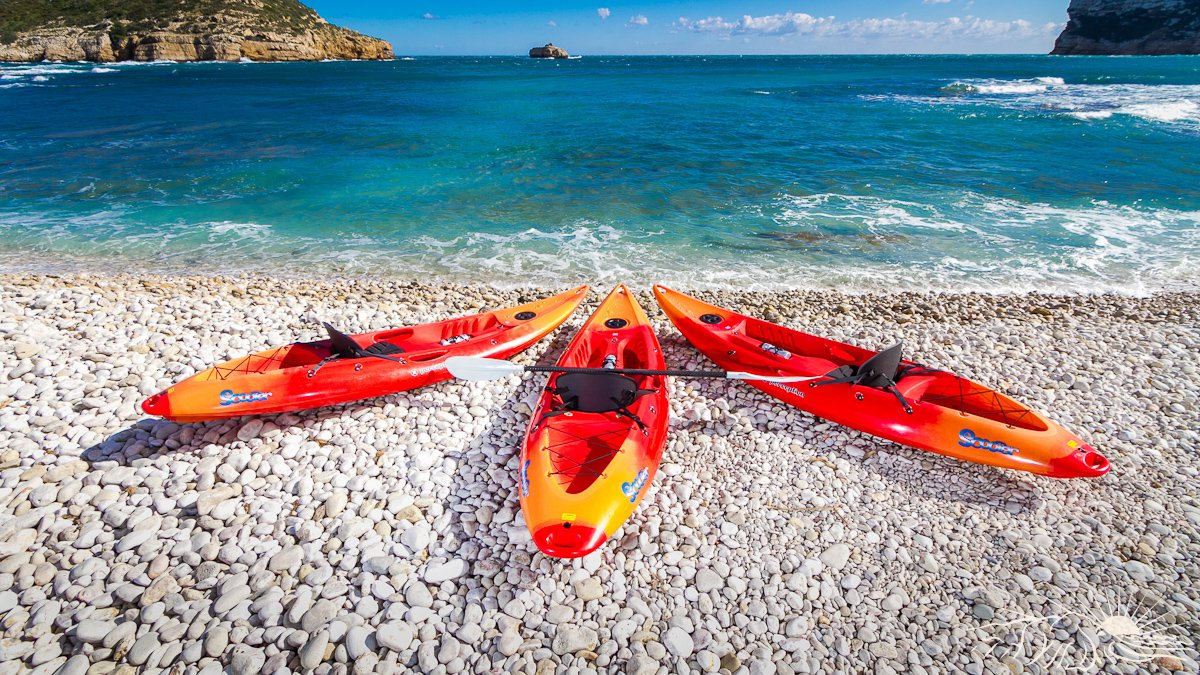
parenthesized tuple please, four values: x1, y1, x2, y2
(532, 522, 607, 559)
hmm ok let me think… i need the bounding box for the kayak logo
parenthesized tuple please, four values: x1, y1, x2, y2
(621, 468, 650, 503)
(774, 383, 805, 398)
(519, 459, 531, 497)
(219, 389, 273, 407)
(958, 429, 1018, 456)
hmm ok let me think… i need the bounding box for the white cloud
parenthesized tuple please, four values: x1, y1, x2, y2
(547, 20, 557, 27)
(675, 12, 1060, 41)
(675, 12, 833, 36)
(628, 14, 649, 27)
(923, 0, 952, 4)
(597, 7, 611, 20)
(421, 12, 437, 20)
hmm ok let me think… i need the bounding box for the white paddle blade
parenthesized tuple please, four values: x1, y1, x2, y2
(445, 356, 525, 381)
(727, 371, 822, 384)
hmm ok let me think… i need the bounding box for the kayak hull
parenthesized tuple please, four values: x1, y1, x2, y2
(142, 287, 588, 422)
(653, 285, 1108, 479)
(521, 285, 670, 558)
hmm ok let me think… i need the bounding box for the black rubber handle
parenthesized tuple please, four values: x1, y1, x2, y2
(526, 365, 727, 379)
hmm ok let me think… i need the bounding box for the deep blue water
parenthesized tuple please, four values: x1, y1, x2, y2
(1, 55, 1198, 292)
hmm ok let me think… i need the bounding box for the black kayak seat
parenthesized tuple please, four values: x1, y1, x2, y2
(823, 342, 903, 386)
(551, 371, 654, 414)
(323, 322, 405, 360)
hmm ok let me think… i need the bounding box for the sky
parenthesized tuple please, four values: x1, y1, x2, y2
(311, 1, 1071, 55)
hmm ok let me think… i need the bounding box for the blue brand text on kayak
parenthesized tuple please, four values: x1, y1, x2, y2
(621, 468, 650, 503)
(219, 389, 273, 406)
(519, 459, 531, 497)
(958, 429, 1018, 455)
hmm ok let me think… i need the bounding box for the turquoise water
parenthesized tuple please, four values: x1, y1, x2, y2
(1, 55, 1198, 292)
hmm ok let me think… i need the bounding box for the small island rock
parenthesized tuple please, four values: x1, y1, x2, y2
(529, 43, 569, 58)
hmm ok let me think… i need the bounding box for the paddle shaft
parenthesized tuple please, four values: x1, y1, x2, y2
(525, 365, 726, 379)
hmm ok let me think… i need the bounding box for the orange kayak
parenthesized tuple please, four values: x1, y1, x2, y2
(654, 285, 1108, 479)
(141, 286, 588, 422)
(520, 285, 670, 558)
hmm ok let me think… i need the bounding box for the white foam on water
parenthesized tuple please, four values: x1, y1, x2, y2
(207, 221, 271, 237)
(894, 77, 1200, 127)
(90, 67, 117, 73)
(0, 74, 20, 80)
(31, 76, 49, 82)
(942, 77, 1064, 95)
(1119, 99, 1199, 122)
(2, 195, 1197, 295)
(753, 90, 771, 95)
(239, 57, 255, 63)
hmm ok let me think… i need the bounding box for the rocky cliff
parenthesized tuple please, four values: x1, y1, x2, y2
(0, 0, 393, 62)
(1052, 0, 1200, 54)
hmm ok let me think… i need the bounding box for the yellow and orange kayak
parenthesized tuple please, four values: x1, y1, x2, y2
(654, 284, 1108, 479)
(141, 286, 588, 422)
(520, 285, 670, 558)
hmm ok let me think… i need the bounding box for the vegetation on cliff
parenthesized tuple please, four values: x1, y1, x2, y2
(0, 0, 393, 61)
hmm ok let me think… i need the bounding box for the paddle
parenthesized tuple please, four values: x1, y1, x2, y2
(445, 356, 823, 384)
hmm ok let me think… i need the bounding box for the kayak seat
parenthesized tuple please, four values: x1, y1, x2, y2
(364, 341, 405, 356)
(816, 343, 917, 412)
(542, 372, 656, 430)
(323, 322, 406, 360)
(821, 343, 903, 387)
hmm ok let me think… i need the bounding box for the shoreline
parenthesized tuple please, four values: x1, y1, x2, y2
(1, 270, 1197, 672)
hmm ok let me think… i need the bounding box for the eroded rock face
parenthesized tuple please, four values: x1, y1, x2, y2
(529, 43, 569, 58)
(0, 20, 392, 62)
(1051, 0, 1200, 55)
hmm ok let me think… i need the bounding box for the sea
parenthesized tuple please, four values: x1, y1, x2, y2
(0, 55, 1197, 294)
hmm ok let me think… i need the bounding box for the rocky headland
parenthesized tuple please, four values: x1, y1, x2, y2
(1052, 0, 1200, 54)
(0, 0, 393, 62)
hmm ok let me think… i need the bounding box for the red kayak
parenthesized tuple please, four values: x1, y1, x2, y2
(141, 286, 588, 422)
(654, 285, 1108, 479)
(520, 285, 671, 558)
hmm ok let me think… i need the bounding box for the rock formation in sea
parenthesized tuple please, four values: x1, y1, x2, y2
(1051, 0, 1200, 54)
(0, 0, 393, 62)
(529, 43, 569, 58)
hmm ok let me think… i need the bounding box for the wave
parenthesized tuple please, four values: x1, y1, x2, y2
(887, 77, 1200, 127)
(0, 195, 1196, 295)
(942, 76, 1065, 95)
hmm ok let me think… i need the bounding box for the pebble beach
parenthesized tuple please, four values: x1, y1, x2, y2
(1, 271, 1197, 674)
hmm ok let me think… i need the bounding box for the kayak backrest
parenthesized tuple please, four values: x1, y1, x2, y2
(551, 372, 654, 414)
(855, 343, 903, 388)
